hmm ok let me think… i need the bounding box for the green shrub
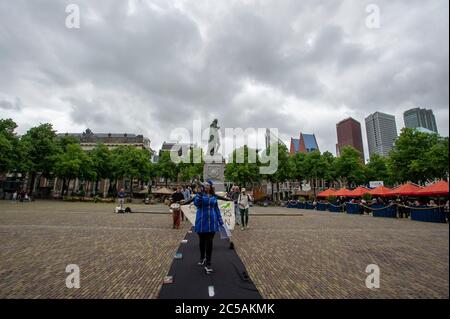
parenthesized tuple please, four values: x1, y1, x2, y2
(327, 195, 337, 202)
(362, 193, 372, 201)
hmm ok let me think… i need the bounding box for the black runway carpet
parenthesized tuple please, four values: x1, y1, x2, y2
(158, 228, 262, 299)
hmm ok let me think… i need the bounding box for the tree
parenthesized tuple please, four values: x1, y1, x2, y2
(53, 143, 94, 195)
(0, 119, 21, 174)
(288, 152, 307, 185)
(89, 144, 112, 195)
(178, 148, 204, 183)
(334, 146, 366, 187)
(321, 151, 336, 186)
(303, 150, 327, 197)
(155, 150, 177, 187)
(425, 136, 449, 181)
(110, 146, 151, 196)
(365, 154, 390, 185)
(225, 146, 260, 187)
(388, 128, 445, 184)
(21, 123, 59, 193)
(261, 143, 290, 200)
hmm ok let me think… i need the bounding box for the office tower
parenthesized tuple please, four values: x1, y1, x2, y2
(336, 118, 364, 158)
(403, 108, 438, 133)
(365, 112, 398, 157)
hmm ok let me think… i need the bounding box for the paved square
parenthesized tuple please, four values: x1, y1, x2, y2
(0, 201, 448, 299)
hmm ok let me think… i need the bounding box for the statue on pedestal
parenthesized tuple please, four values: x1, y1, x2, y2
(204, 119, 225, 192)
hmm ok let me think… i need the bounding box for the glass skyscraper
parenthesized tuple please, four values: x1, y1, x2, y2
(403, 108, 438, 133)
(365, 112, 398, 157)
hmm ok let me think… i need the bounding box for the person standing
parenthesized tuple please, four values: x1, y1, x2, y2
(238, 188, 252, 231)
(230, 186, 241, 226)
(194, 180, 224, 274)
(118, 188, 126, 210)
(12, 191, 18, 203)
(170, 186, 185, 229)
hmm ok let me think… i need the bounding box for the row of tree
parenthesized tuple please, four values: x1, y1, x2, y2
(0, 119, 202, 195)
(224, 128, 449, 192)
(1, 118, 448, 196)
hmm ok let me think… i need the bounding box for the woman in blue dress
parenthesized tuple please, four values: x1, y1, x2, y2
(193, 180, 226, 274)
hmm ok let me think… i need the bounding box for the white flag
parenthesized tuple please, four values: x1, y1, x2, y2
(181, 200, 235, 231)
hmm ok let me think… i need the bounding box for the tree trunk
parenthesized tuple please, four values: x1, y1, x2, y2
(29, 172, 36, 195)
(62, 178, 67, 196)
(130, 178, 134, 198)
(271, 181, 274, 201)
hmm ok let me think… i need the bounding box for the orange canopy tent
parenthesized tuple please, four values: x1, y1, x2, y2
(389, 183, 423, 197)
(416, 180, 449, 197)
(349, 186, 371, 197)
(369, 186, 392, 197)
(334, 188, 353, 197)
(317, 189, 336, 198)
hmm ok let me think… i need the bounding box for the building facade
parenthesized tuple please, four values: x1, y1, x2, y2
(365, 112, 398, 158)
(403, 108, 438, 133)
(290, 132, 319, 155)
(336, 118, 364, 158)
(59, 129, 152, 151)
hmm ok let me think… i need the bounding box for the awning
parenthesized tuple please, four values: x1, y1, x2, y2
(317, 189, 336, 198)
(416, 180, 449, 197)
(334, 188, 353, 197)
(389, 183, 423, 196)
(369, 186, 393, 197)
(349, 186, 371, 197)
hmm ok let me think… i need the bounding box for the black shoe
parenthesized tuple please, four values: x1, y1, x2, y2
(198, 259, 206, 266)
(204, 265, 213, 274)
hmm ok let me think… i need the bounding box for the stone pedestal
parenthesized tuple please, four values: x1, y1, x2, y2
(203, 160, 226, 192)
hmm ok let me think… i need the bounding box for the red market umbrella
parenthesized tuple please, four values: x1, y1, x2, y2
(334, 188, 353, 197)
(349, 186, 371, 197)
(317, 189, 336, 198)
(389, 183, 423, 197)
(369, 186, 393, 197)
(416, 180, 449, 197)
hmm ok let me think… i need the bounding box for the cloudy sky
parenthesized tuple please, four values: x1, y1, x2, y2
(0, 0, 448, 159)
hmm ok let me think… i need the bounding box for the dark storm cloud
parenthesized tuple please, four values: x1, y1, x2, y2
(0, 0, 448, 155)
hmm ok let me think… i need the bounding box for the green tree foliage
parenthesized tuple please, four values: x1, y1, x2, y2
(110, 146, 152, 194)
(225, 146, 260, 187)
(261, 143, 290, 198)
(389, 128, 449, 184)
(178, 148, 204, 183)
(288, 152, 306, 183)
(334, 146, 366, 187)
(53, 143, 94, 195)
(21, 123, 59, 192)
(365, 154, 390, 184)
(321, 151, 337, 184)
(89, 143, 112, 195)
(155, 150, 177, 187)
(303, 150, 327, 196)
(0, 119, 17, 174)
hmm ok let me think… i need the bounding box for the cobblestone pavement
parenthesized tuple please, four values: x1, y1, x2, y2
(0, 201, 448, 299)
(232, 209, 449, 299)
(0, 201, 190, 298)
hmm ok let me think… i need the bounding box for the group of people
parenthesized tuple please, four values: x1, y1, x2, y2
(10, 190, 31, 203)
